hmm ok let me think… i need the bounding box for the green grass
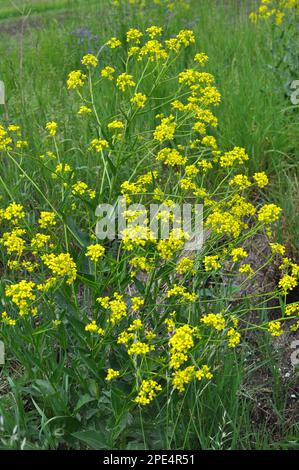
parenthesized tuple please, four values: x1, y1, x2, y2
(0, 0, 298, 450)
(0, 0, 85, 20)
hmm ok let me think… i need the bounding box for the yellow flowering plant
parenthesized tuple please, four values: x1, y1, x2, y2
(0, 23, 298, 450)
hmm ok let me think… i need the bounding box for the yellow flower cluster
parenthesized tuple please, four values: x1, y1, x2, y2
(257, 203, 282, 224)
(168, 324, 196, 369)
(121, 225, 155, 251)
(2, 202, 25, 224)
(285, 302, 299, 316)
(227, 328, 241, 347)
(268, 320, 284, 336)
(0, 124, 13, 151)
(167, 284, 197, 303)
(176, 257, 195, 275)
(45, 121, 58, 137)
(5, 280, 36, 316)
(1, 228, 26, 256)
(90, 138, 109, 152)
(201, 313, 225, 331)
(1, 311, 16, 326)
(172, 364, 213, 392)
(78, 105, 92, 115)
(38, 211, 56, 229)
(270, 243, 285, 256)
(81, 53, 98, 67)
(67, 70, 87, 89)
(219, 147, 249, 168)
(131, 296, 144, 311)
(41, 253, 77, 284)
(134, 380, 162, 406)
(157, 229, 188, 260)
(116, 73, 136, 92)
(131, 92, 147, 108)
(278, 257, 299, 295)
(129, 255, 153, 276)
(106, 368, 120, 381)
(250, 0, 299, 25)
(86, 244, 105, 262)
(231, 248, 248, 262)
(72, 181, 95, 200)
(85, 320, 104, 335)
(156, 148, 187, 167)
(97, 293, 127, 325)
(101, 66, 115, 80)
(203, 255, 221, 271)
(128, 341, 150, 355)
(153, 115, 177, 142)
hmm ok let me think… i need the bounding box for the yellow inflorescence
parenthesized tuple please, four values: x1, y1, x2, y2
(86, 244, 105, 262)
(41, 253, 77, 284)
(134, 379, 162, 406)
(1, 25, 298, 414)
(250, 0, 299, 25)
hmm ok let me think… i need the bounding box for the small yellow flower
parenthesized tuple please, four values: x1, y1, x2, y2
(167, 284, 197, 303)
(258, 204, 281, 224)
(201, 313, 225, 331)
(172, 366, 195, 392)
(1, 311, 16, 326)
(131, 296, 144, 311)
(253, 172, 269, 188)
(134, 380, 161, 406)
(106, 37, 121, 48)
(38, 211, 57, 229)
(229, 174, 251, 190)
(101, 66, 115, 81)
(239, 263, 254, 275)
(81, 53, 98, 67)
(45, 121, 57, 136)
(67, 70, 87, 89)
(106, 368, 120, 381)
(231, 248, 248, 262)
(126, 28, 143, 43)
(127, 342, 150, 355)
(227, 328, 241, 347)
(86, 244, 105, 262)
(270, 243, 285, 256)
(146, 26, 163, 39)
(131, 92, 147, 108)
(285, 302, 299, 317)
(90, 138, 109, 152)
(278, 274, 297, 293)
(78, 105, 92, 115)
(108, 120, 124, 131)
(204, 255, 221, 271)
(268, 321, 284, 337)
(194, 52, 209, 65)
(176, 257, 195, 275)
(16, 140, 28, 148)
(41, 253, 77, 284)
(116, 73, 136, 92)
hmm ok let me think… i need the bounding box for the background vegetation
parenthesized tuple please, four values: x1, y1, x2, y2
(0, 0, 298, 450)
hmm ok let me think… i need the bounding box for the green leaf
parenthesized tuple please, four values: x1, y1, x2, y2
(71, 430, 109, 450)
(75, 394, 95, 412)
